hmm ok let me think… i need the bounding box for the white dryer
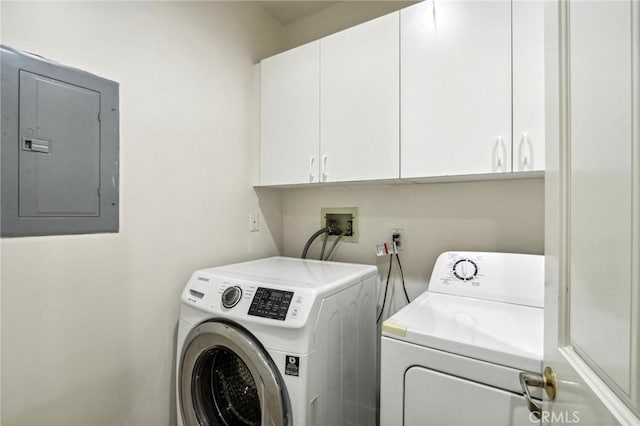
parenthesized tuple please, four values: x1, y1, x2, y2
(380, 251, 544, 426)
(176, 256, 378, 426)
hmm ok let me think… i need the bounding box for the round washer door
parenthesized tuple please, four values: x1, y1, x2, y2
(179, 320, 292, 426)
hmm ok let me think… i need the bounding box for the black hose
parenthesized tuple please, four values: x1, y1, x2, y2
(301, 227, 331, 259)
(323, 228, 348, 261)
(319, 231, 329, 260)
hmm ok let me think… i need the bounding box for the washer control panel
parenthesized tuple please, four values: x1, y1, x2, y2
(181, 272, 315, 328)
(247, 287, 294, 321)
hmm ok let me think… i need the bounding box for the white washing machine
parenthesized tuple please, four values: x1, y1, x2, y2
(380, 251, 544, 426)
(176, 256, 378, 426)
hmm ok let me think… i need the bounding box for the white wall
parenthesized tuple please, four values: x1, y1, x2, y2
(282, 0, 418, 49)
(0, 2, 283, 425)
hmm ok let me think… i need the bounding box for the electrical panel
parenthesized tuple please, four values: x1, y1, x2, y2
(1, 45, 119, 237)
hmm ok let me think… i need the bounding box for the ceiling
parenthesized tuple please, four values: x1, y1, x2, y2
(257, 1, 340, 25)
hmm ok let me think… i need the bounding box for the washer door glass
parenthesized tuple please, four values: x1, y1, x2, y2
(195, 347, 261, 425)
(179, 321, 291, 426)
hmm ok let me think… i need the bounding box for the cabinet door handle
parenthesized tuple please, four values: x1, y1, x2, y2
(309, 156, 316, 182)
(496, 136, 505, 169)
(521, 133, 530, 166)
(519, 132, 533, 171)
(321, 155, 328, 182)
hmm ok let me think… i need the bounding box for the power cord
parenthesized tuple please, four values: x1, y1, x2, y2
(396, 252, 410, 304)
(376, 246, 411, 324)
(376, 253, 394, 323)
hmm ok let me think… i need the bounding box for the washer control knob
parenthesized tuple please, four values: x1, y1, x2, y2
(453, 259, 478, 281)
(221, 286, 242, 308)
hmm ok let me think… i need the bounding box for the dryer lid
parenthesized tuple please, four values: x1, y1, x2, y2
(382, 291, 543, 373)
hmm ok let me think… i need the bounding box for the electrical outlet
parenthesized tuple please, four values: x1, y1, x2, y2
(391, 228, 404, 249)
(249, 212, 259, 232)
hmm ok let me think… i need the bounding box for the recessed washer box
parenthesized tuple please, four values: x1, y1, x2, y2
(1, 45, 119, 237)
(321, 207, 359, 243)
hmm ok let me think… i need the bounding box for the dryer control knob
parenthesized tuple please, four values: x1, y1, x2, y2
(221, 286, 242, 308)
(453, 259, 478, 281)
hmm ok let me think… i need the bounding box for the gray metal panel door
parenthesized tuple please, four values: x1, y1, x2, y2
(19, 71, 100, 217)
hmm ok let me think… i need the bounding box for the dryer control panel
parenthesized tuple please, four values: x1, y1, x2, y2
(181, 272, 315, 328)
(427, 251, 544, 308)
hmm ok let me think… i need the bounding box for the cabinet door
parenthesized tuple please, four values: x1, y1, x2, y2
(401, 1, 511, 178)
(513, 1, 545, 172)
(260, 41, 320, 185)
(320, 12, 400, 183)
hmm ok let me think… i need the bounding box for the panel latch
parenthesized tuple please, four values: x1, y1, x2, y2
(23, 138, 51, 153)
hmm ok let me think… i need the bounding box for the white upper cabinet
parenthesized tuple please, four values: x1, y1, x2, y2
(400, 1, 512, 178)
(513, 1, 545, 172)
(260, 41, 320, 185)
(320, 12, 400, 183)
(259, 1, 545, 186)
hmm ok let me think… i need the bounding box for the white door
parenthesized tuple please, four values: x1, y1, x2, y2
(320, 12, 399, 183)
(260, 41, 320, 185)
(542, 1, 640, 424)
(400, 0, 511, 178)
